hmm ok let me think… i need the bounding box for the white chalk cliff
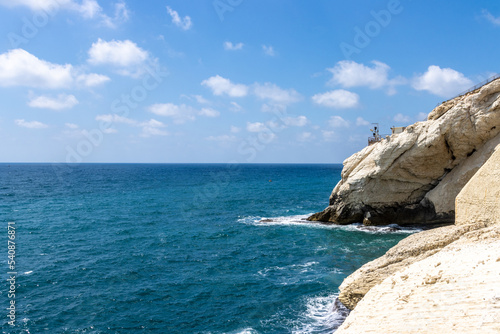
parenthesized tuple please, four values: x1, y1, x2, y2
(309, 78, 500, 226)
(335, 141, 500, 334)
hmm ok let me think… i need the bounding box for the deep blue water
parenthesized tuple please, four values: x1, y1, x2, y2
(0, 164, 417, 334)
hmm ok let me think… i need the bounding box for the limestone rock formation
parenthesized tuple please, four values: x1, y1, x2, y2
(309, 78, 500, 226)
(455, 141, 500, 226)
(335, 144, 500, 333)
(335, 227, 500, 334)
(337, 224, 479, 310)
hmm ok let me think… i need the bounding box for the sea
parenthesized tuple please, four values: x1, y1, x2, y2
(0, 163, 421, 334)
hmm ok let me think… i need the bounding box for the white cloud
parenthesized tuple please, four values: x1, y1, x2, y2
(181, 94, 211, 105)
(253, 83, 301, 105)
(101, 1, 129, 28)
(88, 38, 150, 77)
(0, 0, 129, 27)
(102, 127, 117, 134)
(0, 49, 107, 89)
(95, 114, 137, 125)
(95, 114, 167, 136)
(0, 49, 72, 88)
(297, 132, 314, 142)
(261, 103, 286, 113)
(15, 119, 48, 129)
(328, 116, 350, 128)
(77, 73, 110, 86)
(412, 65, 473, 97)
(393, 113, 410, 123)
(224, 41, 244, 51)
(246, 122, 277, 142)
(28, 94, 78, 110)
(0, 0, 98, 16)
(230, 126, 241, 133)
(201, 75, 248, 97)
(148, 103, 196, 124)
(167, 6, 192, 30)
(356, 117, 370, 126)
(322, 130, 336, 142)
(329, 60, 389, 89)
(140, 119, 167, 137)
(148, 103, 220, 123)
(199, 108, 220, 118)
(262, 45, 275, 56)
(266, 119, 286, 131)
(483, 9, 500, 26)
(246, 122, 268, 133)
(0, 0, 63, 11)
(328, 60, 405, 94)
(65, 123, 79, 129)
(193, 95, 210, 104)
(75, 0, 100, 18)
(312, 90, 360, 109)
(230, 101, 243, 112)
(283, 115, 308, 127)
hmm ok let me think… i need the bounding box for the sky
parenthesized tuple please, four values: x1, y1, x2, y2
(0, 0, 499, 163)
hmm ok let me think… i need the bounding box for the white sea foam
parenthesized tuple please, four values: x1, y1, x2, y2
(257, 261, 322, 285)
(239, 214, 423, 234)
(210, 328, 259, 334)
(292, 294, 349, 334)
(341, 223, 423, 234)
(238, 214, 313, 227)
(233, 328, 259, 334)
(258, 261, 319, 277)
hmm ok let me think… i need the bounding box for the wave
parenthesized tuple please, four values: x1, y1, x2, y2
(232, 329, 259, 334)
(239, 214, 423, 234)
(256, 261, 325, 286)
(292, 294, 349, 334)
(203, 328, 260, 334)
(258, 261, 319, 277)
(257, 261, 333, 286)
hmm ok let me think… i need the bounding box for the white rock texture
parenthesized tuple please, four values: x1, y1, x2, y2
(336, 230, 500, 334)
(335, 143, 500, 333)
(455, 142, 500, 227)
(309, 78, 500, 225)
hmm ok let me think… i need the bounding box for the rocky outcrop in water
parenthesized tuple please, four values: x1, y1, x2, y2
(309, 78, 500, 226)
(335, 142, 500, 333)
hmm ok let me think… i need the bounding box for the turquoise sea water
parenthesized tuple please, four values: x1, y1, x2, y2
(1, 164, 418, 333)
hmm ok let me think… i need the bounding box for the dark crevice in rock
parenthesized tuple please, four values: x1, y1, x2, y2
(467, 149, 477, 157)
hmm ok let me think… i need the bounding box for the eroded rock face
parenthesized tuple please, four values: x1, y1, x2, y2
(309, 79, 500, 226)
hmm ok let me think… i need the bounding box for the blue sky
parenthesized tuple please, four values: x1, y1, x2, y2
(0, 0, 499, 163)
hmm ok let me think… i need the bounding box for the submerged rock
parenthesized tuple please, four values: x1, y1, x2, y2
(309, 78, 500, 226)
